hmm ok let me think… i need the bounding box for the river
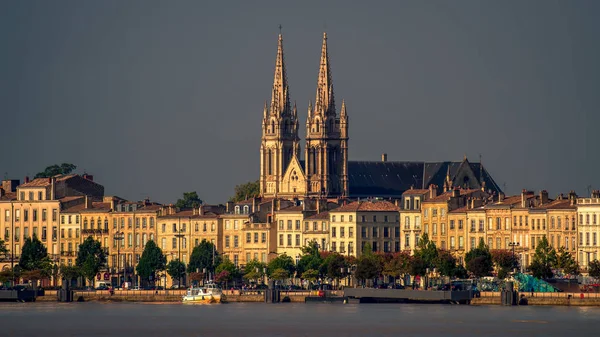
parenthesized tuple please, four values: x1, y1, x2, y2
(0, 302, 598, 336)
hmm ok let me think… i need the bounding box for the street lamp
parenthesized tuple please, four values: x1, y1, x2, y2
(114, 231, 125, 288)
(508, 242, 520, 273)
(174, 229, 185, 288)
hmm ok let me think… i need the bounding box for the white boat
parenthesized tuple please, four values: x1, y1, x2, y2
(182, 282, 222, 304)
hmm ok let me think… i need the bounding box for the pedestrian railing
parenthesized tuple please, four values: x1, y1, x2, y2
(479, 291, 600, 298)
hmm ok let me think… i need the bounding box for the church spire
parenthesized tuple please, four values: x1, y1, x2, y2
(270, 33, 289, 116)
(314, 32, 335, 116)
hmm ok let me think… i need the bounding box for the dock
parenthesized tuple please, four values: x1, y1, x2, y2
(344, 288, 474, 304)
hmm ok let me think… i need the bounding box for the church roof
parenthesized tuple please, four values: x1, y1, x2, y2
(347, 160, 502, 198)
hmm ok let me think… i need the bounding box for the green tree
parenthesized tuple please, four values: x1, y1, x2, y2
(229, 180, 260, 202)
(270, 268, 289, 281)
(465, 238, 493, 278)
(136, 240, 166, 286)
(529, 236, 556, 279)
(409, 255, 426, 277)
(175, 191, 202, 209)
(243, 259, 267, 282)
(555, 247, 579, 276)
(491, 250, 519, 279)
(268, 254, 295, 276)
(589, 260, 600, 280)
(60, 265, 81, 284)
(188, 240, 221, 274)
(0, 239, 8, 259)
(301, 269, 319, 282)
(19, 235, 52, 275)
(296, 241, 323, 277)
(166, 259, 186, 286)
(414, 233, 438, 270)
(354, 243, 380, 283)
(435, 250, 458, 278)
(76, 237, 107, 287)
(215, 259, 238, 287)
(323, 252, 346, 280)
(383, 252, 412, 279)
(34, 163, 77, 178)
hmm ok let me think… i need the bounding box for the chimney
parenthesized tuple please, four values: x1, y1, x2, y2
(381, 153, 388, 162)
(557, 193, 564, 200)
(252, 198, 257, 213)
(226, 201, 234, 213)
(199, 205, 205, 216)
(50, 177, 56, 200)
(452, 187, 460, 198)
(24, 176, 29, 183)
(592, 190, 600, 199)
(521, 189, 527, 208)
(540, 190, 549, 205)
(0, 188, 4, 198)
(568, 190, 577, 206)
(192, 207, 198, 216)
(429, 184, 438, 199)
(316, 198, 321, 213)
(499, 192, 505, 202)
(85, 195, 92, 209)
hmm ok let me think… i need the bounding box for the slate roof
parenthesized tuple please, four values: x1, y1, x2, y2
(332, 200, 399, 212)
(305, 211, 330, 220)
(346, 160, 502, 198)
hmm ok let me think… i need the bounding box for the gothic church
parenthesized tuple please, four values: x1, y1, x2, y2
(259, 33, 502, 199)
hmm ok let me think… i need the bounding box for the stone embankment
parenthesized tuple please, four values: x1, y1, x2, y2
(472, 291, 600, 306)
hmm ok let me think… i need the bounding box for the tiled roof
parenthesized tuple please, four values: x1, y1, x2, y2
(277, 205, 304, 212)
(540, 199, 576, 210)
(402, 189, 429, 196)
(424, 189, 479, 203)
(19, 174, 76, 188)
(332, 200, 399, 212)
(0, 192, 17, 201)
(305, 211, 330, 220)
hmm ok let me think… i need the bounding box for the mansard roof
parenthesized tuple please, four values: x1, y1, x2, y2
(346, 160, 502, 198)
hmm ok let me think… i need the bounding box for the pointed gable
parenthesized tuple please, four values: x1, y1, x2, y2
(279, 155, 307, 196)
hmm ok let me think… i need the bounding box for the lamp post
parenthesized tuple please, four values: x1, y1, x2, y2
(508, 242, 520, 273)
(174, 229, 185, 288)
(114, 231, 124, 288)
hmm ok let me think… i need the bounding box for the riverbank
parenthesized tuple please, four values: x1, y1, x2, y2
(472, 291, 600, 306)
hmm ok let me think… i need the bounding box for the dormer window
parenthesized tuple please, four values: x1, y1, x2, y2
(243, 205, 249, 214)
(235, 206, 240, 214)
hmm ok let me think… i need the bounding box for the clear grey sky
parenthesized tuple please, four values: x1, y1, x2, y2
(1, 0, 599, 204)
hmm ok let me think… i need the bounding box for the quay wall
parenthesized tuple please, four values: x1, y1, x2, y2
(472, 291, 600, 306)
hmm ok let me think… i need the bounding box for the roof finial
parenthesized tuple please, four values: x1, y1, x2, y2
(463, 154, 467, 161)
(279, 24, 282, 35)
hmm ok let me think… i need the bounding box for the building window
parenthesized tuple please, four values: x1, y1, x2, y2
(262, 233, 266, 243)
(246, 233, 251, 243)
(349, 215, 353, 222)
(459, 220, 463, 230)
(287, 220, 292, 230)
(150, 218, 154, 228)
(279, 220, 283, 230)
(361, 215, 366, 222)
(279, 234, 283, 246)
(332, 227, 336, 238)
(234, 220, 238, 230)
(373, 216, 377, 222)
(295, 234, 300, 246)
(172, 238, 177, 249)
(450, 237, 455, 249)
(52, 209, 57, 221)
(383, 227, 389, 238)
(234, 235, 239, 248)
(341, 215, 345, 222)
(340, 227, 345, 238)
(332, 242, 337, 251)
(161, 238, 166, 250)
(441, 223, 446, 235)
(332, 216, 336, 222)
(295, 220, 300, 230)
(225, 236, 230, 248)
(384, 216, 388, 222)
(450, 220, 455, 230)
(287, 234, 292, 246)
(349, 227, 354, 238)
(470, 237, 475, 250)
(372, 227, 378, 238)
(254, 233, 259, 243)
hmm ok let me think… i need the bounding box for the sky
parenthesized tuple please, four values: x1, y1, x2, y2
(1, 0, 599, 204)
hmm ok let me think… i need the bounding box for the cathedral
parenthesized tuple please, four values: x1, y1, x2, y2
(259, 33, 502, 199)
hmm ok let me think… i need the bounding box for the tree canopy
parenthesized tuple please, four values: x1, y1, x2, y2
(491, 250, 519, 279)
(354, 243, 380, 282)
(34, 163, 76, 178)
(188, 240, 221, 274)
(554, 247, 579, 276)
(19, 235, 52, 275)
(296, 241, 323, 277)
(229, 180, 260, 203)
(435, 250, 459, 277)
(0, 239, 8, 259)
(383, 252, 412, 279)
(243, 259, 267, 281)
(414, 233, 438, 271)
(529, 236, 556, 279)
(267, 254, 295, 276)
(166, 259, 186, 285)
(589, 260, 600, 280)
(60, 265, 81, 281)
(76, 237, 107, 286)
(136, 240, 166, 284)
(465, 238, 493, 278)
(175, 192, 202, 209)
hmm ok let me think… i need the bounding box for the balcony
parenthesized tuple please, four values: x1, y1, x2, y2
(60, 251, 76, 257)
(82, 229, 109, 235)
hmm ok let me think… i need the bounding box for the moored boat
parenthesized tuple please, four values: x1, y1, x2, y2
(182, 282, 222, 304)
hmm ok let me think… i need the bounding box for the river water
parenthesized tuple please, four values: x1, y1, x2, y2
(0, 302, 598, 337)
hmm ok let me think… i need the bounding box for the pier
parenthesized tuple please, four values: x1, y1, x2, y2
(344, 288, 474, 304)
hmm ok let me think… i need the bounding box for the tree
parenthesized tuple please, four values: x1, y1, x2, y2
(229, 180, 260, 202)
(589, 260, 600, 280)
(409, 255, 427, 277)
(465, 238, 493, 278)
(301, 269, 319, 282)
(354, 243, 380, 283)
(555, 247, 579, 276)
(188, 240, 221, 275)
(215, 259, 238, 287)
(323, 252, 346, 281)
(0, 239, 8, 259)
(166, 259, 186, 286)
(435, 250, 459, 278)
(491, 250, 519, 279)
(136, 240, 166, 286)
(175, 192, 202, 209)
(267, 254, 295, 276)
(243, 259, 267, 282)
(60, 265, 81, 284)
(296, 241, 323, 277)
(19, 235, 52, 275)
(76, 237, 107, 287)
(215, 270, 231, 285)
(270, 268, 289, 281)
(34, 163, 76, 178)
(383, 252, 411, 279)
(529, 236, 556, 279)
(414, 233, 438, 270)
